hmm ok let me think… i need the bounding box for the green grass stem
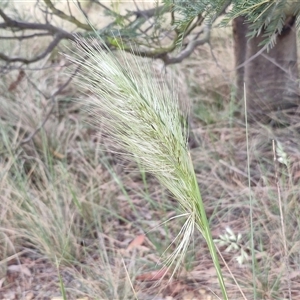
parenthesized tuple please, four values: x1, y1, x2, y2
(67, 34, 229, 299)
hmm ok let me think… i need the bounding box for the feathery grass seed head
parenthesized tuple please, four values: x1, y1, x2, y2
(67, 36, 207, 272)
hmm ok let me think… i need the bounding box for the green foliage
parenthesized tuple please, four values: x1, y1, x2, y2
(1, 0, 299, 68)
(164, 0, 230, 46)
(224, 0, 300, 48)
(167, 0, 228, 20)
(168, 0, 300, 49)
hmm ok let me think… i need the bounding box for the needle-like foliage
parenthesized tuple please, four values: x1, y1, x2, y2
(224, 0, 300, 48)
(66, 36, 228, 299)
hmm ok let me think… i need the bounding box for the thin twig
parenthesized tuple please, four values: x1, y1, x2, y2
(0, 9, 74, 38)
(19, 101, 56, 146)
(163, 24, 211, 65)
(272, 140, 292, 300)
(0, 32, 51, 40)
(244, 83, 256, 298)
(215, 245, 248, 300)
(0, 33, 69, 64)
(262, 53, 298, 79)
(18, 63, 82, 146)
(43, 0, 92, 30)
(162, 0, 230, 65)
(121, 258, 139, 300)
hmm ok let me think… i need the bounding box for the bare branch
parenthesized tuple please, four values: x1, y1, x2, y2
(0, 32, 51, 40)
(0, 32, 69, 64)
(0, 8, 77, 65)
(162, 24, 211, 65)
(19, 102, 56, 146)
(76, 0, 89, 20)
(19, 62, 83, 146)
(0, 9, 74, 38)
(158, 0, 231, 66)
(43, 0, 92, 31)
(131, 5, 167, 19)
(90, 0, 116, 17)
(0, 1, 225, 68)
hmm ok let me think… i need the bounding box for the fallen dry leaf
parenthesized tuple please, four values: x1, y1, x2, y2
(7, 264, 31, 277)
(25, 292, 34, 300)
(170, 281, 185, 295)
(51, 148, 65, 159)
(126, 234, 145, 251)
(289, 270, 300, 280)
(8, 70, 25, 91)
(293, 170, 300, 180)
(182, 291, 196, 300)
(136, 267, 168, 281)
(0, 277, 5, 288)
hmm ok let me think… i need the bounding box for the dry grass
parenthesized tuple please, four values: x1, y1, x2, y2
(1, 2, 300, 300)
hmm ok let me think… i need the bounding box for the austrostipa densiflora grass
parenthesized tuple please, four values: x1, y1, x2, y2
(66, 37, 228, 299)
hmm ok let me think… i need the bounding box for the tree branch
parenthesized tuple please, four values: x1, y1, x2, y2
(19, 62, 83, 146)
(158, 0, 231, 65)
(43, 0, 92, 31)
(0, 33, 70, 64)
(130, 5, 167, 19)
(162, 24, 211, 65)
(0, 1, 225, 68)
(0, 9, 74, 38)
(0, 32, 51, 40)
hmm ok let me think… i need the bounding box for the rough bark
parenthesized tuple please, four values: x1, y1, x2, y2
(233, 16, 248, 102)
(233, 16, 300, 122)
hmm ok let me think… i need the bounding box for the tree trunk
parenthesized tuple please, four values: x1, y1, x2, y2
(233, 16, 248, 102)
(233, 16, 300, 123)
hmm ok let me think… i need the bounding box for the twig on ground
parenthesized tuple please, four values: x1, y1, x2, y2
(272, 140, 292, 300)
